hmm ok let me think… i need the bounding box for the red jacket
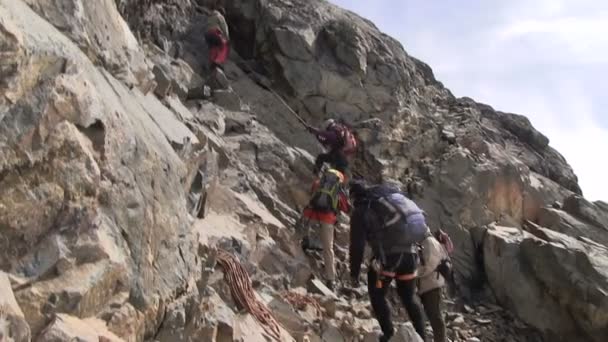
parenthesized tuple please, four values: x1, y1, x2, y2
(303, 178, 350, 224)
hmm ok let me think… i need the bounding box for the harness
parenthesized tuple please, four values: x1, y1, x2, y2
(372, 252, 418, 289)
(371, 227, 433, 289)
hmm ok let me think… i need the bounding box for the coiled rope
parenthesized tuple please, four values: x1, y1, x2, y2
(216, 249, 282, 341)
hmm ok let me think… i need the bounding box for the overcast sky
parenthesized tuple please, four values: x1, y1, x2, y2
(329, 0, 608, 201)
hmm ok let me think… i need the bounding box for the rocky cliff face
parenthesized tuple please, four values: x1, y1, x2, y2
(1, 0, 606, 341)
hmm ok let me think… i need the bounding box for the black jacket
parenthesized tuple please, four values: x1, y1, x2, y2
(314, 149, 349, 174)
(349, 202, 417, 280)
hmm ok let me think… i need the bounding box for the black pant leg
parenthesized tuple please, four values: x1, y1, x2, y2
(367, 268, 394, 338)
(396, 279, 426, 340)
(314, 152, 329, 173)
(389, 253, 426, 340)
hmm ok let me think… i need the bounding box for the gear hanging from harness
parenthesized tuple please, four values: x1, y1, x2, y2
(433, 229, 456, 290)
(371, 254, 419, 289)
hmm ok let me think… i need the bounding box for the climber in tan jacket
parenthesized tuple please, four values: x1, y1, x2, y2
(417, 232, 451, 342)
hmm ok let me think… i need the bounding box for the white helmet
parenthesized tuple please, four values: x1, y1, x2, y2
(324, 118, 336, 129)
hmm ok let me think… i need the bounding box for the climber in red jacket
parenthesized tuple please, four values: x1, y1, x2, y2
(204, 6, 230, 70)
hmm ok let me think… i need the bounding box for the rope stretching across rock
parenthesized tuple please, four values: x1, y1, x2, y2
(281, 291, 322, 315)
(216, 249, 282, 341)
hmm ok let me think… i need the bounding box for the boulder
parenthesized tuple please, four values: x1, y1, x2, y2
(484, 226, 608, 342)
(24, 0, 153, 91)
(391, 323, 425, 342)
(155, 289, 237, 342)
(320, 321, 345, 342)
(212, 89, 243, 112)
(496, 112, 549, 150)
(233, 313, 294, 342)
(267, 296, 312, 340)
(321, 19, 368, 74)
(307, 279, 336, 299)
(153, 64, 173, 98)
(537, 207, 608, 246)
(0, 2, 199, 338)
(36, 314, 124, 342)
(0, 272, 31, 342)
(273, 26, 315, 61)
(520, 227, 608, 342)
(562, 195, 608, 230)
(99, 298, 145, 342)
(148, 52, 203, 100)
(15, 261, 128, 335)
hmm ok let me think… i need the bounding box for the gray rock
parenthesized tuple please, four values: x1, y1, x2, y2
(24, 0, 153, 91)
(99, 300, 145, 342)
(321, 19, 368, 74)
(521, 227, 608, 342)
(484, 226, 608, 342)
(0, 272, 31, 342)
(212, 89, 243, 112)
(2, 1, 606, 342)
(563, 195, 608, 230)
(496, 112, 549, 150)
(0, 2, 199, 337)
(155, 290, 236, 342)
(321, 321, 344, 342)
(153, 64, 172, 98)
(390, 323, 424, 342)
(536, 207, 608, 246)
(208, 68, 230, 91)
(267, 296, 311, 339)
(441, 128, 457, 144)
(273, 26, 315, 61)
(307, 279, 336, 299)
(450, 314, 466, 327)
(36, 314, 123, 342)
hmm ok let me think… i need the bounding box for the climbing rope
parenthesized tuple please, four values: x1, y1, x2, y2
(281, 291, 322, 315)
(239, 61, 310, 129)
(216, 249, 283, 341)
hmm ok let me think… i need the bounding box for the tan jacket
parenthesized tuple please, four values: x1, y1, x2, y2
(417, 235, 448, 294)
(206, 10, 230, 40)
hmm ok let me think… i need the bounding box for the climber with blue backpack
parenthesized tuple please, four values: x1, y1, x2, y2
(348, 179, 429, 342)
(306, 118, 357, 179)
(298, 165, 350, 290)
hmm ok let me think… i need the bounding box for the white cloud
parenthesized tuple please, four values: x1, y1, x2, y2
(496, 14, 608, 64)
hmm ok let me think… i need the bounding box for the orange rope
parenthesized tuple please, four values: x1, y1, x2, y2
(216, 249, 283, 341)
(281, 291, 322, 315)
